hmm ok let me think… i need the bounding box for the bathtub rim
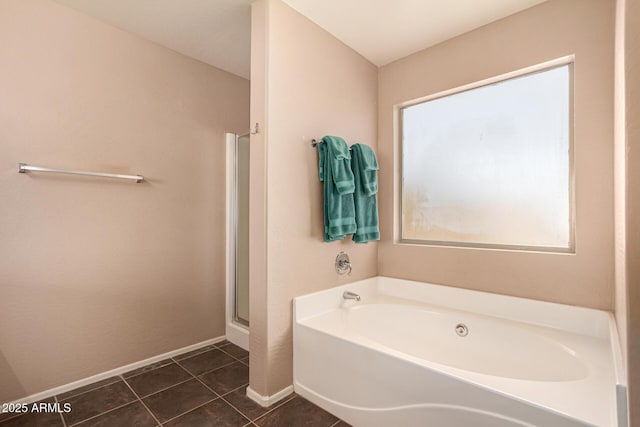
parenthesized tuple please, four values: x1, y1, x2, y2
(295, 276, 612, 339)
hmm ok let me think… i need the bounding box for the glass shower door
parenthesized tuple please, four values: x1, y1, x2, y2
(234, 134, 250, 327)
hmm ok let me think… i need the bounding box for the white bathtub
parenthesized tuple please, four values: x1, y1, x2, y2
(293, 277, 627, 427)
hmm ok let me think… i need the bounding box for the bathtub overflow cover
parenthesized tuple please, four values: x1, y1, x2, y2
(455, 323, 468, 337)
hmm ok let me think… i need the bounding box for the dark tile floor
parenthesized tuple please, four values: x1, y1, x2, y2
(0, 341, 349, 427)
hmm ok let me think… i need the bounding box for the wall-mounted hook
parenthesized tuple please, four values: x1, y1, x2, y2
(250, 123, 260, 135)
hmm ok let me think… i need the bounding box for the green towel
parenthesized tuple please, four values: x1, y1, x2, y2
(319, 136, 356, 241)
(351, 143, 380, 243)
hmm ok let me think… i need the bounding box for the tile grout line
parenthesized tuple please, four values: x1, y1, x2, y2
(218, 383, 249, 398)
(130, 373, 223, 424)
(0, 411, 21, 424)
(56, 378, 138, 426)
(217, 386, 254, 420)
(119, 351, 238, 400)
(67, 353, 245, 426)
(122, 360, 175, 381)
(172, 348, 296, 424)
(11, 343, 249, 427)
(134, 377, 194, 400)
(120, 375, 163, 427)
(219, 386, 296, 424)
(170, 341, 231, 363)
(217, 345, 248, 362)
(178, 344, 245, 367)
(218, 347, 337, 425)
(73, 344, 242, 396)
(156, 397, 219, 426)
(55, 377, 122, 403)
(158, 357, 223, 425)
(117, 356, 207, 399)
(171, 356, 242, 380)
(171, 358, 222, 399)
(54, 395, 68, 427)
(253, 393, 298, 423)
(194, 359, 245, 377)
(0, 361, 252, 427)
(171, 358, 251, 426)
(4, 339, 230, 413)
(172, 346, 217, 362)
(65, 400, 139, 427)
(174, 359, 238, 401)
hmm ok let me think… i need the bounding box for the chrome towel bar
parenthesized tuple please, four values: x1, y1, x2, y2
(18, 163, 144, 183)
(310, 138, 352, 150)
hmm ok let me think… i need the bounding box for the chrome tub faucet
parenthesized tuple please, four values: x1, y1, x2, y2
(343, 291, 361, 301)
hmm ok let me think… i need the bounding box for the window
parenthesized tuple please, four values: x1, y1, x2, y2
(400, 64, 572, 251)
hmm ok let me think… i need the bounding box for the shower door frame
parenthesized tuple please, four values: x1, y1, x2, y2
(225, 132, 249, 350)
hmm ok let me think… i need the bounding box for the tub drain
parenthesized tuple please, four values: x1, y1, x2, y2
(455, 323, 468, 337)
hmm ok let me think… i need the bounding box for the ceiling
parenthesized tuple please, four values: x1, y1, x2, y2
(281, 0, 548, 66)
(53, 0, 253, 79)
(52, 0, 548, 79)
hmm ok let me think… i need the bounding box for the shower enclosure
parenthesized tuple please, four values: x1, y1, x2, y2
(226, 133, 250, 348)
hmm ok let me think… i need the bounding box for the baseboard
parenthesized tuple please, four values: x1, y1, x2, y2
(7, 335, 226, 405)
(246, 385, 294, 408)
(226, 322, 249, 351)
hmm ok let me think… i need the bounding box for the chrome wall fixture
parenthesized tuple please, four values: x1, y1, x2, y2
(18, 163, 144, 183)
(310, 138, 352, 150)
(343, 291, 361, 301)
(335, 251, 352, 275)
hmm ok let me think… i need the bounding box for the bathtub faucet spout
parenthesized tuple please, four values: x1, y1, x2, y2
(343, 291, 361, 301)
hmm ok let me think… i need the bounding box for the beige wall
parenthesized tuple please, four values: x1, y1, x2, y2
(249, 0, 378, 396)
(377, 0, 615, 310)
(0, 0, 249, 403)
(625, 0, 639, 422)
(249, 0, 270, 397)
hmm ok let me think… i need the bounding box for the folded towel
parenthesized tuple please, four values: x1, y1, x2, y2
(354, 143, 378, 196)
(324, 135, 355, 194)
(319, 136, 356, 241)
(351, 143, 380, 243)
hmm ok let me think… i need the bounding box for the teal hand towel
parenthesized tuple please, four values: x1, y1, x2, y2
(319, 136, 356, 241)
(351, 143, 380, 243)
(323, 135, 355, 194)
(354, 143, 378, 196)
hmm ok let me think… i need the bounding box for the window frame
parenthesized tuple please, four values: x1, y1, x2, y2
(397, 59, 575, 253)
